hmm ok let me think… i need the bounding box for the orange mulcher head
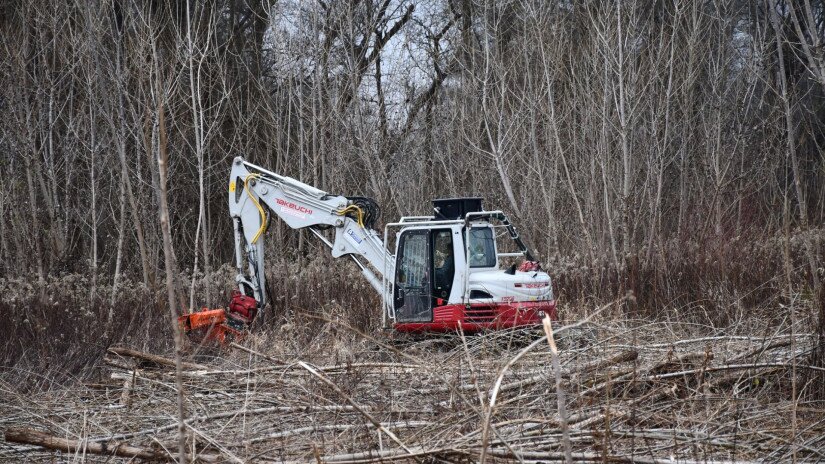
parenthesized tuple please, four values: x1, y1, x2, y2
(178, 308, 246, 345)
(180, 292, 258, 345)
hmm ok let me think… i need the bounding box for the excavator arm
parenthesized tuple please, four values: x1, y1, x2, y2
(228, 156, 392, 313)
(180, 156, 391, 342)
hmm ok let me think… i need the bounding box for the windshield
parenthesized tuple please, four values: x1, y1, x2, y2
(466, 227, 497, 268)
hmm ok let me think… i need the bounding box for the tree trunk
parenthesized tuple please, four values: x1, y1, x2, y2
(153, 55, 188, 464)
(113, 21, 151, 288)
(187, 0, 210, 310)
(88, 92, 98, 302)
(771, 0, 824, 394)
(24, 158, 46, 297)
(110, 176, 127, 318)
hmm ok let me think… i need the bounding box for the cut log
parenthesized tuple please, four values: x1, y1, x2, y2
(499, 350, 639, 395)
(4, 427, 218, 462)
(108, 347, 208, 371)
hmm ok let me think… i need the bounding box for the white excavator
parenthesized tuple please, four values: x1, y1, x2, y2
(180, 157, 557, 342)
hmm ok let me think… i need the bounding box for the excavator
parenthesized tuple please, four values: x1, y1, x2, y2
(179, 157, 557, 342)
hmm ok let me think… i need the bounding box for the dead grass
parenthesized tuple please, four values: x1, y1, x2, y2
(1, 304, 823, 463)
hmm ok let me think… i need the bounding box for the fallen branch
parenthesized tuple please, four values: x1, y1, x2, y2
(313, 446, 468, 463)
(647, 362, 825, 380)
(498, 349, 639, 395)
(296, 361, 412, 453)
(89, 404, 360, 443)
(108, 347, 208, 371)
(4, 427, 219, 462)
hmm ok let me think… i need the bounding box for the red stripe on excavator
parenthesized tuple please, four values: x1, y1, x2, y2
(394, 300, 557, 333)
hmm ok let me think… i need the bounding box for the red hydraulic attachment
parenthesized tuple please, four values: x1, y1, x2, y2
(227, 290, 258, 321)
(517, 260, 541, 272)
(178, 291, 258, 344)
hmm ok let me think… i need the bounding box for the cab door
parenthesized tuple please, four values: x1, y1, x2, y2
(431, 229, 455, 305)
(394, 230, 431, 322)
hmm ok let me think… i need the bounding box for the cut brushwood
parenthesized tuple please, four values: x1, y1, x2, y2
(4, 427, 219, 462)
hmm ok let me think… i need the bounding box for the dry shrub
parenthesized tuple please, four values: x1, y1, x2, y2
(551, 229, 824, 326)
(0, 254, 379, 388)
(0, 276, 166, 389)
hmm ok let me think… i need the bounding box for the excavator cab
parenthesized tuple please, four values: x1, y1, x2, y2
(386, 198, 557, 332)
(394, 228, 458, 323)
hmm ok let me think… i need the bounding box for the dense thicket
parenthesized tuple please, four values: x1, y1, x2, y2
(1, 1, 823, 330)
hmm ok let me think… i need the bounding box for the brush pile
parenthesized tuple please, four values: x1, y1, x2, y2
(1, 316, 824, 463)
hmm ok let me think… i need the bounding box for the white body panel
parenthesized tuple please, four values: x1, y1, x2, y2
(466, 270, 554, 303)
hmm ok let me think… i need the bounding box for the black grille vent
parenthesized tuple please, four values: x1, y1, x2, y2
(469, 290, 493, 299)
(464, 306, 496, 323)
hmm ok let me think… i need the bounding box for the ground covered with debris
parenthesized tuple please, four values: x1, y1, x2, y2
(2, 313, 824, 463)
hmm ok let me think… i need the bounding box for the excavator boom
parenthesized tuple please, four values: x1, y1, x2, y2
(181, 157, 393, 342)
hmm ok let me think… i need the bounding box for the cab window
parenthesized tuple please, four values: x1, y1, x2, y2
(394, 230, 431, 322)
(432, 230, 455, 300)
(466, 227, 496, 268)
